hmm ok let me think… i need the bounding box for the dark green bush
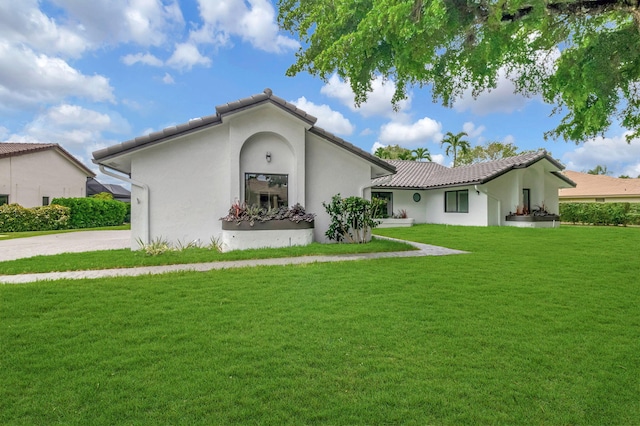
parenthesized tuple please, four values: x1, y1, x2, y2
(0, 204, 70, 232)
(560, 202, 638, 226)
(52, 197, 127, 229)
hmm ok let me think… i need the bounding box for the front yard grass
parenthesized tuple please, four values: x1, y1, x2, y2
(0, 224, 130, 240)
(0, 238, 414, 275)
(1, 225, 639, 424)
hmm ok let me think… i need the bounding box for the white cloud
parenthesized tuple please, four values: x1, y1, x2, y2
(462, 122, 486, 140)
(192, 0, 298, 53)
(321, 74, 412, 119)
(162, 72, 175, 84)
(0, 42, 114, 109)
(121, 52, 164, 66)
(12, 104, 130, 146)
(371, 141, 386, 154)
(453, 68, 531, 115)
(379, 117, 443, 146)
(563, 133, 640, 176)
(0, 0, 90, 57)
(291, 97, 354, 136)
(53, 0, 184, 46)
(166, 42, 211, 70)
(431, 154, 446, 165)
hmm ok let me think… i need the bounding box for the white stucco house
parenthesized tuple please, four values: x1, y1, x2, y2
(372, 151, 576, 228)
(92, 89, 395, 249)
(0, 143, 94, 208)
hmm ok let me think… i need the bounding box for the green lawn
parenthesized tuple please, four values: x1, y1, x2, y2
(1, 225, 639, 424)
(0, 224, 130, 240)
(0, 238, 414, 275)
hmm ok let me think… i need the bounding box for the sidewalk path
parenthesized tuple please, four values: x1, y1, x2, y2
(0, 236, 468, 284)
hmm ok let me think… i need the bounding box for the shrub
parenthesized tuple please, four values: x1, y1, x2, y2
(323, 194, 384, 243)
(52, 197, 128, 229)
(560, 202, 638, 226)
(0, 204, 70, 232)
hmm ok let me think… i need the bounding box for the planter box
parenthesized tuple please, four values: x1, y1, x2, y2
(376, 218, 415, 228)
(505, 214, 560, 228)
(220, 220, 314, 252)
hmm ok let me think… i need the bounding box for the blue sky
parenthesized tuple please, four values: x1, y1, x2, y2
(2, 0, 640, 184)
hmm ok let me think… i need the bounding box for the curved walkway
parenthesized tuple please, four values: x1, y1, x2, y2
(0, 235, 468, 284)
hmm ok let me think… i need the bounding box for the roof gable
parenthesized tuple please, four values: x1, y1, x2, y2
(0, 142, 95, 177)
(374, 150, 573, 189)
(92, 88, 394, 176)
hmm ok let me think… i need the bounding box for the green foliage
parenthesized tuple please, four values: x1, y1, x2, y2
(375, 145, 431, 161)
(91, 192, 114, 200)
(278, 0, 640, 142)
(560, 202, 640, 226)
(0, 204, 70, 232)
(441, 131, 470, 166)
(586, 164, 610, 175)
(323, 194, 383, 243)
(52, 197, 128, 229)
(458, 141, 521, 165)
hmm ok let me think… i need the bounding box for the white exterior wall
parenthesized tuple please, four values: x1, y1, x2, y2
(305, 133, 375, 242)
(130, 124, 229, 248)
(126, 103, 376, 248)
(374, 189, 429, 223)
(0, 150, 88, 208)
(424, 186, 489, 226)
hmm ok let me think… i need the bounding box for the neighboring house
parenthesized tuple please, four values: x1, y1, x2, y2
(559, 170, 640, 203)
(86, 177, 131, 203)
(373, 151, 576, 227)
(92, 89, 395, 248)
(0, 142, 95, 208)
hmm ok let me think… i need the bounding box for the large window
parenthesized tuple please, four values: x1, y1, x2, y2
(0, 195, 8, 206)
(445, 189, 469, 213)
(245, 173, 288, 209)
(372, 191, 393, 218)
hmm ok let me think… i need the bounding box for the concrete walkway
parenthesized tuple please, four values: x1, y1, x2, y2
(0, 230, 131, 262)
(0, 235, 467, 284)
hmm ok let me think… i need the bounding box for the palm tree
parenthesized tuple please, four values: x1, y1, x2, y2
(411, 147, 432, 162)
(441, 131, 470, 167)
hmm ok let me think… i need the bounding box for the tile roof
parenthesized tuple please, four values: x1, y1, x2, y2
(0, 142, 57, 157)
(0, 142, 95, 177)
(559, 170, 640, 198)
(92, 88, 394, 175)
(374, 150, 573, 189)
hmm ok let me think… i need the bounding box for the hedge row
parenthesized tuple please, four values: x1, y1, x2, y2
(52, 197, 128, 228)
(0, 204, 71, 232)
(560, 202, 640, 226)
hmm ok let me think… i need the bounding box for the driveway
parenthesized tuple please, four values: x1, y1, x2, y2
(0, 230, 131, 262)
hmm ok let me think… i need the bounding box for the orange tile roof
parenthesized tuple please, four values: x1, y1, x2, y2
(559, 170, 640, 198)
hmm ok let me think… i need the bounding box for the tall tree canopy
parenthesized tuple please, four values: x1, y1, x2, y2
(458, 141, 521, 165)
(278, 0, 640, 143)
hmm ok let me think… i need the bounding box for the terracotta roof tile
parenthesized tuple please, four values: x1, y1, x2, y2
(559, 170, 640, 198)
(0, 142, 94, 176)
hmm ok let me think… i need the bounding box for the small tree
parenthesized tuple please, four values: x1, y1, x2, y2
(323, 194, 383, 243)
(441, 131, 470, 167)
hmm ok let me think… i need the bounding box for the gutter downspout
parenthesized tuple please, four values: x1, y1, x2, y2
(475, 184, 501, 226)
(99, 165, 150, 245)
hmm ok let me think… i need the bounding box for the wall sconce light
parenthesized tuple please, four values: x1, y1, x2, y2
(266, 152, 272, 163)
